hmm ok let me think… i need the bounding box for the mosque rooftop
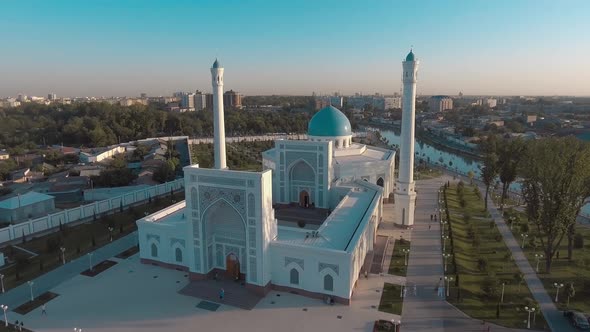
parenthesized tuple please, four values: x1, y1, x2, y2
(332, 144, 393, 164)
(138, 201, 187, 225)
(274, 180, 381, 252)
(308, 106, 352, 137)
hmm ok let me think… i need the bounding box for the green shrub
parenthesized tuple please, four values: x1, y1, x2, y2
(478, 257, 488, 271)
(481, 276, 498, 298)
(574, 233, 584, 249)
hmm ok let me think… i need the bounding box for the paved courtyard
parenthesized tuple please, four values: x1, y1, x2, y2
(9, 253, 402, 332)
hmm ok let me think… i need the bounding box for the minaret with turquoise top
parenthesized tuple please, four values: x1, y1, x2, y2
(395, 50, 419, 226)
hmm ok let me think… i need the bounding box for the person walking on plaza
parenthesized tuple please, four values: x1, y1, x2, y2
(41, 304, 47, 315)
(219, 288, 225, 301)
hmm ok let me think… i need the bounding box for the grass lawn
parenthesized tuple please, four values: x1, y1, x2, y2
(503, 208, 590, 314)
(414, 167, 443, 180)
(378, 283, 403, 315)
(0, 191, 184, 292)
(388, 239, 410, 276)
(444, 183, 549, 330)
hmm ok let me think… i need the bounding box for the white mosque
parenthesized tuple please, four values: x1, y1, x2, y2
(136, 52, 419, 305)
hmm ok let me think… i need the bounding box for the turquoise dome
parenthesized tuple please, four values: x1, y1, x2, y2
(405, 50, 415, 62)
(212, 59, 221, 68)
(308, 106, 352, 137)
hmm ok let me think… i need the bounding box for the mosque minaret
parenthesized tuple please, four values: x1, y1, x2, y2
(211, 59, 227, 169)
(394, 50, 419, 226)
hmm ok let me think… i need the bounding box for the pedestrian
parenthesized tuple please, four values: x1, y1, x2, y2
(429, 224, 431, 230)
(19, 321, 23, 331)
(430, 214, 433, 221)
(219, 288, 225, 301)
(436, 277, 444, 298)
(413, 283, 417, 296)
(556, 251, 560, 259)
(403, 286, 407, 298)
(41, 304, 47, 315)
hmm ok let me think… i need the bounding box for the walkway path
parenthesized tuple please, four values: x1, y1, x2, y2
(401, 176, 527, 332)
(0, 231, 138, 309)
(483, 188, 576, 332)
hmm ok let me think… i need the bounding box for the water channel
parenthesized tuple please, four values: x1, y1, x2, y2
(378, 129, 590, 217)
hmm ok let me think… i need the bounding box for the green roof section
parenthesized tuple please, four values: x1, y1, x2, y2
(406, 50, 415, 61)
(212, 59, 220, 68)
(308, 106, 352, 137)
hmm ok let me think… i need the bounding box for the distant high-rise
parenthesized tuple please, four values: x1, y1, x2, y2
(140, 93, 147, 99)
(181, 93, 195, 110)
(223, 90, 242, 109)
(428, 95, 453, 112)
(48, 93, 57, 100)
(194, 90, 207, 111)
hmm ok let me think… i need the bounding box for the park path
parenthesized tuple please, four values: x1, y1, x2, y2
(482, 188, 577, 332)
(444, 168, 576, 332)
(0, 231, 138, 309)
(401, 176, 523, 332)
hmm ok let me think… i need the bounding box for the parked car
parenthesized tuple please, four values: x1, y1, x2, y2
(564, 310, 590, 330)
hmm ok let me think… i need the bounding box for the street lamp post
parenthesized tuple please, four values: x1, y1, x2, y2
(554, 282, 564, 302)
(442, 235, 449, 253)
(524, 306, 536, 329)
(27, 281, 34, 302)
(0, 274, 4, 293)
(402, 249, 410, 266)
(88, 253, 94, 271)
(440, 220, 447, 236)
(535, 253, 544, 273)
(445, 276, 454, 297)
(443, 253, 451, 272)
(509, 216, 515, 230)
(74, 328, 82, 332)
(521, 233, 528, 249)
(1, 304, 7, 327)
(390, 319, 401, 332)
(501, 282, 506, 303)
(60, 247, 66, 265)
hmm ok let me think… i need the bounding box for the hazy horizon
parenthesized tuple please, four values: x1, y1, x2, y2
(2, 0, 589, 98)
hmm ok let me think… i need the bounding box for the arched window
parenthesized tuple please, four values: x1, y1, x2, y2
(151, 243, 158, 257)
(290, 268, 299, 285)
(175, 247, 183, 262)
(324, 274, 333, 291)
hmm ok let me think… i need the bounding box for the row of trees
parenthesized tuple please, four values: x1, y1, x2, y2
(480, 135, 590, 272)
(0, 102, 311, 152)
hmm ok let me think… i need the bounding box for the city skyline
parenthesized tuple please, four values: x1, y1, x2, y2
(1, 0, 589, 97)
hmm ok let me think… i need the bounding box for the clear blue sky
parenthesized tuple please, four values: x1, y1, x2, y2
(1, 0, 589, 97)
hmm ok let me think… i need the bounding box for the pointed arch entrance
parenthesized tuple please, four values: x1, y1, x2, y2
(202, 199, 246, 277)
(226, 253, 240, 279)
(299, 190, 310, 207)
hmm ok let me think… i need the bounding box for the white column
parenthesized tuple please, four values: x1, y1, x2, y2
(211, 61, 227, 169)
(394, 52, 419, 226)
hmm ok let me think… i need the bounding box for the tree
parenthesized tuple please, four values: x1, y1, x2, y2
(514, 272, 524, 293)
(467, 170, 475, 185)
(520, 137, 590, 273)
(497, 139, 525, 209)
(481, 153, 499, 210)
(565, 283, 575, 307)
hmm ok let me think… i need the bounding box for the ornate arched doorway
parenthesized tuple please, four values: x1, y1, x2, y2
(202, 199, 246, 277)
(299, 190, 310, 207)
(226, 253, 240, 280)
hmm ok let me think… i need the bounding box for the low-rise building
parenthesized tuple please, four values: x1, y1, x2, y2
(0, 151, 9, 160)
(0, 191, 56, 223)
(79, 146, 126, 164)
